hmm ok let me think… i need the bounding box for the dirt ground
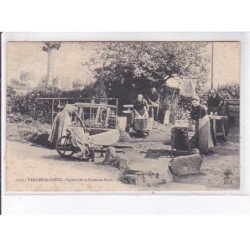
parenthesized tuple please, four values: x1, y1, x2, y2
(5, 121, 240, 192)
(117, 124, 240, 190)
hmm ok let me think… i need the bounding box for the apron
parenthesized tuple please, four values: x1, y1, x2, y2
(69, 127, 91, 154)
(198, 115, 214, 154)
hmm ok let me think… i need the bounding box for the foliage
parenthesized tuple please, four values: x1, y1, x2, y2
(159, 89, 191, 123)
(160, 83, 240, 124)
(9, 42, 239, 125)
(42, 42, 61, 52)
(201, 83, 240, 102)
(80, 42, 211, 110)
(7, 83, 106, 123)
(217, 83, 240, 99)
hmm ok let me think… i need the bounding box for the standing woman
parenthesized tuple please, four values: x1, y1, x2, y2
(207, 89, 229, 136)
(133, 94, 148, 118)
(190, 96, 214, 154)
(147, 87, 160, 120)
(207, 89, 223, 115)
(190, 96, 206, 122)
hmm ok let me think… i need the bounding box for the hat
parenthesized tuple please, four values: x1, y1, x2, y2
(191, 96, 200, 102)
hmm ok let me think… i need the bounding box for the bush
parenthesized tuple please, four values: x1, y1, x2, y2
(159, 88, 191, 124)
(201, 83, 240, 103)
(8, 81, 239, 126)
(217, 83, 240, 99)
(159, 83, 239, 124)
(7, 85, 62, 123)
(7, 83, 103, 123)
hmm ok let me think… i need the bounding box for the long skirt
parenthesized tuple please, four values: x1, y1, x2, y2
(48, 111, 71, 146)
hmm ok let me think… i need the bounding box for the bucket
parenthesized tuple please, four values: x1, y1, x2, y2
(117, 116, 127, 132)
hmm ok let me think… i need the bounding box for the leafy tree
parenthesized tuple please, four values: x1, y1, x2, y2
(80, 42, 211, 113)
(8, 42, 212, 124)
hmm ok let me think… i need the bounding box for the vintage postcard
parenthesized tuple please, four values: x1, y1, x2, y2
(3, 38, 240, 192)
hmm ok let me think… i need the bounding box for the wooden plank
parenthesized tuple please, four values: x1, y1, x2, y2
(75, 102, 116, 109)
(51, 99, 54, 124)
(105, 107, 111, 127)
(37, 97, 68, 100)
(95, 106, 101, 123)
(123, 104, 133, 108)
(208, 115, 228, 120)
(91, 129, 120, 146)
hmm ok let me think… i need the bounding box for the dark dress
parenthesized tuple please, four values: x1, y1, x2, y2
(207, 94, 229, 137)
(148, 91, 160, 103)
(190, 105, 206, 121)
(207, 94, 222, 114)
(148, 91, 160, 119)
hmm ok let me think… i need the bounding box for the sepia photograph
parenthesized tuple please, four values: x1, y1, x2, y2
(4, 40, 240, 192)
(1, 1, 250, 248)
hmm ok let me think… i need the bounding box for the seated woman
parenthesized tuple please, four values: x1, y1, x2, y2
(190, 96, 214, 154)
(133, 94, 149, 118)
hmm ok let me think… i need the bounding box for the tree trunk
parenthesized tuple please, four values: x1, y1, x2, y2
(47, 49, 51, 85)
(47, 48, 55, 88)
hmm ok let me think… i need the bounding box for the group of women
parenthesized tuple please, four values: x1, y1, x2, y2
(48, 88, 226, 156)
(132, 88, 227, 154)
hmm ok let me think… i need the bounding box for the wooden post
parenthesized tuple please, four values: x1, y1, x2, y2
(115, 99, 118, 129)
(151, 106, 154, 119)
(213, 119, 216, 137)
(95, 106, 101, 123)
(105, 107, 110, 127)
(90, 102, 93, 127)
(47, 48, 52, 86)
(51, 99, 54, 125)
(81, 107, 85, 122)
(170, 128, 175, 157)
(211, 42, 214, 90)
